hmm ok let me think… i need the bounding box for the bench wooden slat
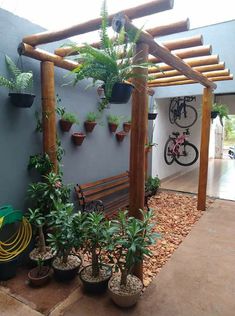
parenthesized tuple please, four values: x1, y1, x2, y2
(79, 172, 129, 190)
(85, 183, 129, 203)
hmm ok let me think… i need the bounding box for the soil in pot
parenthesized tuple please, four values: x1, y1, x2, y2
(29, 247, 55, 267)
(59, 119, 73, 132)
(148, 112, 158, 120)
(108, 123, 118, 133)
(52, 255, 81, 282)
(108, 82, 134, 104)
(0, 257, 18, 281)
(108, 274, 143, 308)
(116, 131, 127, 142)
(72, 133, 86, 146)
(123, 122, 131, 133)
(84, 121, 97, 133)
(28, 266, 51, 287)
(79, 264, 112, 293)
(8, 93, 35, 108)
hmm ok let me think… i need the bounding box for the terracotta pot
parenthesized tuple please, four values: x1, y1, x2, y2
(108, 123, 118, 133)
(8, 93, 35, 108)
(116, 131, 126, 142)
(28, 266, 50, 287)
(84, 121, 97, 133)
(123, 122, 131, 133)
(59, 119, 73, 132)
(79, 264, 112, 293)
(72, 133, 86, 146)
(108, 275, 143, 307)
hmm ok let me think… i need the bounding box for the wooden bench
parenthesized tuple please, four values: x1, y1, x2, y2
(74, 172, 130, 217)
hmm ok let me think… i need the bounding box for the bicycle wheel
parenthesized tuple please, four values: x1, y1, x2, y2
(164, 138, 175, 165)
(175, 142, 199, 166)
(169, 99, 178, 124)
(174, 104, 198, 128)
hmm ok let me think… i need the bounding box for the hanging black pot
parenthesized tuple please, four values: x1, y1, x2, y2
(148, 112, 158, 120)
(108, 82, 134, 104)
(211, 111, 219, 119)
(0, 257, 18, 281)
(9, 93, 35, 108)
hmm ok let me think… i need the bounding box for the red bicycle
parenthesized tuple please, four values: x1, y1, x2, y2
(164, 129, 199, 166)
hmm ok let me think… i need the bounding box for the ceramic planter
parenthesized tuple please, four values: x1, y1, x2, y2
(116, 131, 127, 142)
(108, 123, 118, 133)
(148, 112, 158, 120)
(84, 121, 97, 133)
(108, 275, 143, 307)
(28, 266, 50, 287)
(72, 133, 86, 146)
(9, 93, 35, 108)
(79, 264, 112, 293)
(59, 119, 73, 132)
(0, 258, 18, 281)
(107, 82, 134, 104)
(123, 122, 131, 133)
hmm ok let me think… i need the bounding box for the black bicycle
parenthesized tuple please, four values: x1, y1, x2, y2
(169, 96, 197, 128)
(164, 129, 199, 166)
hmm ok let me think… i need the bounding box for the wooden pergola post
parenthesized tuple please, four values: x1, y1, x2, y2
(197, 87, 213, 210)
(41, 61, 57, 173)
(129, 42, 149, 281)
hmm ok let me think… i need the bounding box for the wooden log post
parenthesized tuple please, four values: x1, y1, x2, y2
(197, 87, 213, 210)
(129, 42, 149, 281)
(41, 61, 57, 173)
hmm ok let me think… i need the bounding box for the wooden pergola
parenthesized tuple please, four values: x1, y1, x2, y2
(18, 0, 233, 279)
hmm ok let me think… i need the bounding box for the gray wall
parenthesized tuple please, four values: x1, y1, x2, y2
(0, 8, 131, 211)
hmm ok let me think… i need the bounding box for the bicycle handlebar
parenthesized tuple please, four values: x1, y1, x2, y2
(170, 96, 196, 103)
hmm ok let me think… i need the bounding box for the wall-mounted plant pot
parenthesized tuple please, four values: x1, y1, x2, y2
(123, 122, 131, 133)
(148, 112, 158, 120)
(9, 93, 35, 108)
(108, 82, 134, 104)
(59, 119, 73, 132)
(108, 123, 118, 133)
(84, 121, 97, 133)
(116, 131, 127, 142)
(72, 132, 86, 146)
(211, 111, 219, 119)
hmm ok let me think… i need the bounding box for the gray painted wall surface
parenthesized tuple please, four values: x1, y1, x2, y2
(0, 9, 131, 211)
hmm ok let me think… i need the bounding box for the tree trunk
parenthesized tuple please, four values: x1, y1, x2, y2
(38, 226, 46, 253)
(91, 247, 99, 278)
(120, 270, 128, 287)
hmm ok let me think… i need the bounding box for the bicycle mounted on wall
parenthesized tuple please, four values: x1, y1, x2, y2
(169, 96, 197, 128)
(164, 129, 199, 166)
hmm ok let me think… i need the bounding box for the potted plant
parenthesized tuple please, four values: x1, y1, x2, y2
(116, 131, 127, 142)
(211, 103, 229, 126)
(123, 118, 131, 133)
(107, 115, 121, 133)
(47, 203, 82, 282)
(28, 258, 51, 287)
(69, 1, 152, 110)
(56, 101, 79, 132)
(145, 176, 160, 197)
(84, 112, 99, 133)
(79, 212, 113, 293)
(108, 210, 159, 307)
(71, 132, 86, 145)
(0, 55, 35, 107)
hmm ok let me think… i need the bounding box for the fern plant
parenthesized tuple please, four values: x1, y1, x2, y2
(0, 55, 33, 93)
(69, 0, 152, 109)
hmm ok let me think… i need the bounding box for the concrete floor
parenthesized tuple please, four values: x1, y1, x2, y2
(1, 199, 235, 316)
(161, 158, 235, 201)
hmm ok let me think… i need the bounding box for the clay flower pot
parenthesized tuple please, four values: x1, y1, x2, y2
(116, 131, 127, 142)
(123, 122, 131, 133)
(84, 121, 97, 133)
(72, 132, 86, 146)
(28, 266, 50, 287)
(59, 119, 73, 132)
(108, 123, 118, 133)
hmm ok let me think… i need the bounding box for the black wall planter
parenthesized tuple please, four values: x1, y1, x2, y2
(108, 83, 134, 104)
(148, 112, 158, 120)
(9, 93, 35, 108)
(211, 111, 219, 119)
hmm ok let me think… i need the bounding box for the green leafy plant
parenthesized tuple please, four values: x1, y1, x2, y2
(0, 55, 33, 93)
(108, 210, 159, 287)
(69, 0, 153, 109)
(56, 95, 79, 124)
(212, 103, 229, 126)
(145, 176, 160, 194)
(86, 111, 100, 122)
(107, 114, 122, 126)
(28, 153, 53, 175)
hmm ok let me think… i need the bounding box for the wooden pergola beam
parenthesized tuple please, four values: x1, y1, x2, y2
(112, 14, 216, 89)
(54, 21, 194, 57)
(148, 55, 220, 73)
(148, 75, 233, 87)
(147, 18, 189, 37)
(23, 0, 174, 46)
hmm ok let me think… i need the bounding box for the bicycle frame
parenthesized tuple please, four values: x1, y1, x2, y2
(169, 133, 187, 156)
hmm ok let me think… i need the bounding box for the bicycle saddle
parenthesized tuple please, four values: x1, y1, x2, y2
(172, 132, 180, 136)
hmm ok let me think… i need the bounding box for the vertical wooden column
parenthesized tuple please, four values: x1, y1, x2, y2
(197, 87, 213, 210)
(41, 61, 57, 173)
(129, 42, 149, 281)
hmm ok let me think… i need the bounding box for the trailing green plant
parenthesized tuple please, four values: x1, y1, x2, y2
(28, 153, 53, 175)
(0, 55, 33, 93)
(212, 103, 229, 126)
(68, 0, 154, 110)
(107, 114, 122, 126)
(108, 210, 160, 287)
(145, 176, 160, 194)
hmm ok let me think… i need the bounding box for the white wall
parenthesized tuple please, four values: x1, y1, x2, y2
(152, 95, 202, 180)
